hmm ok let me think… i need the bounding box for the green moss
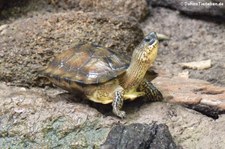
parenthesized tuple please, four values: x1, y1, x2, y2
(42, 117, 110, 148)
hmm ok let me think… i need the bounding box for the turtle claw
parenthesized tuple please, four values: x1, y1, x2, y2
(112, 88, 126, 118)
(155, 91, 163, 101)
(113, 110, 126, 119)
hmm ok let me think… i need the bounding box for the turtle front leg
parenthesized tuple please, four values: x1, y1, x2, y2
(139, 79, 163, 101)
(112, 88, 126, 118)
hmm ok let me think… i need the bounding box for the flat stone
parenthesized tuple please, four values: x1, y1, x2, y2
(1, 76, 225, 148)
(153, 76, 225, 110)
(0, 82, 113, 148)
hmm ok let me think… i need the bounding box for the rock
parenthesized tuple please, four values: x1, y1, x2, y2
(129, 102, 225, 149)
(179, 59, 212, 70)
(178, 70, 189, 79)
(50, 0, 149, 21)
(0, 11, 143, 87)
(0, 0, 30, 13)
(150, 0, 225, 19)
(0, 76, 225, 148)
(0, 82, 112, 148)
(0, 0, 149, 21)
(184, 104, 221, 119)
(153, 76, 225, 112)
(0, 0, 21, 9)
(1, 75, 225, 148)
(0, 24, 8, 32)
(101, 123, 178, 149)
(0, 0, 3, 9)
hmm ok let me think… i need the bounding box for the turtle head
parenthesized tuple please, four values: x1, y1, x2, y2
(132, 32, 159, 66)
(122, 32, 159, 89)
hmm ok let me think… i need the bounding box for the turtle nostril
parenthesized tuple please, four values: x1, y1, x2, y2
(150, 32, 157, 39)
(149, 32, 157, 38)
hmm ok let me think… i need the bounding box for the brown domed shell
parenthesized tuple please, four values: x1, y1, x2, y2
(42, 43, 129, 84)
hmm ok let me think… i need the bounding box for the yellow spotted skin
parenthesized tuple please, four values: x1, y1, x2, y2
(42, 32, 163, 118)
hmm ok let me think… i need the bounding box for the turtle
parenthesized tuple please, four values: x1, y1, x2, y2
(42, 32, 163, 118)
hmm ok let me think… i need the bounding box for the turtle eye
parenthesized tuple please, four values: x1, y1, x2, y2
(144, 37, 150, 42)
(144, 32, 157, 45)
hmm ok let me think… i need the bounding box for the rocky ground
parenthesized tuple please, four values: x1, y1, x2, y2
(0, 0, 225, 148)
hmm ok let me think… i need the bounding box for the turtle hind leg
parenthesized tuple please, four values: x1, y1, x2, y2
(112, 88, 126, 118)
(139, 79, 163, 102)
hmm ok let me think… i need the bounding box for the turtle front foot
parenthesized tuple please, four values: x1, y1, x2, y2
(113, 108, 126, 119)
(112, 88, 126, 118)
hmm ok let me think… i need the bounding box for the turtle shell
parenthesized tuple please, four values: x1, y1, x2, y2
(43, 43, 129, 84)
